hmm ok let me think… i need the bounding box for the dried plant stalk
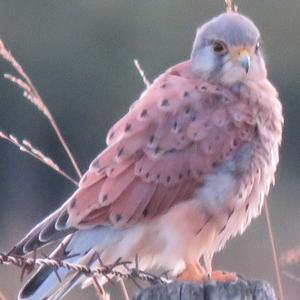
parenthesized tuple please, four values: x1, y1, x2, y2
(264, 201, 284, 300)
(0, 131, 78, 186)
(134, 59, 150, 88)
(0, 40, 82, 179)
(224, 0, 238, 13)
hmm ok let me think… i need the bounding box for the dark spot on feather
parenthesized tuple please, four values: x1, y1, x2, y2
(116, 214, 122, 222)
(124, 123, 132, 132)
(195, 85, 199, 90)
(201, 85, 207, 91)
(173, 121, 178, 130)
(216, 87, 221, 92)
(140, 109, 148, 118)
(149, 135, 155, 144)
(233, 139, 238, 147)
(166, 176, 171, 183)
(245, 203, 249, 211)
(215, 135, 220, 141)
(219, 225, 226, 234)
(145, 172, 150, 178)
(185, 106, 191, 114)
(191, 116, 196, 122)
(139, 167, 143, 173)
(197, 170, 203, 176)
(143, 209, 148, 217)
(167, 148, 176, 153)
(156, 174, 161, 179)
(103, 194, 108, 202)
(91, 159, 100, 169)
(196, 216, 212, 235)
(178, 173, 183, 179)
(212, 161, 218, 168)
(161, 99, 169, 107)
(70, 198, 76, 209)
(183, 91, 189, 97)
(109, 131, 115, 140)
(154, 146, 161, 154)
(117, 148, 124, 157)
(171, 70, 181, 76)
(160, 83, 167, 88)
(239, 193, 243, 199)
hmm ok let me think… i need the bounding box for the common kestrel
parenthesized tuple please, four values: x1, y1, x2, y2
(11, 10, 283, 300)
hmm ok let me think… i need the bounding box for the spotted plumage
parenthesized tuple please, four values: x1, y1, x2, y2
(11, 11, 283, 300)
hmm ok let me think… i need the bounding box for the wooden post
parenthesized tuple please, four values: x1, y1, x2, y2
(134, 279, 276, 300)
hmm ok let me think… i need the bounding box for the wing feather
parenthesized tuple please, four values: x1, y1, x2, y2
(10, 61, 257, 252)
(66, 61, 257, 230)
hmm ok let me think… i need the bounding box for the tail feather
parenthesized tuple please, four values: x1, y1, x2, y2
(18, 227, 118, 300)
(9, 200, 76, 256)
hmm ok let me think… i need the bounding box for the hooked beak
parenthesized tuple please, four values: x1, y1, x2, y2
(237, 49, 251, 73)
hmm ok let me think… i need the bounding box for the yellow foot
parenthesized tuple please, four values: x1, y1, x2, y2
(207, 270, 238, 282)
(177, 263, 205, 281)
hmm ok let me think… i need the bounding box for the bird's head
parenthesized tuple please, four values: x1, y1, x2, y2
(191, 12, 266, 85)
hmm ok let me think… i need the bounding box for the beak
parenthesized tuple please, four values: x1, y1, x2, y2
(237, 49, 251, 73)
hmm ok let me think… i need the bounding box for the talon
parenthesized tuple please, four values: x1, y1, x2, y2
(207, 270, 238, 282)
(177, 262, 205, 281)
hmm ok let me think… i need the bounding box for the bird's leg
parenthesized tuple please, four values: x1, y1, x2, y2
(204, 254, 237, 282)
(177, 262, 205, 281)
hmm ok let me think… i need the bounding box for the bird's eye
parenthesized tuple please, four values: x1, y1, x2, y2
(213, 41, 227, 54)
(255, 42, 260, 54)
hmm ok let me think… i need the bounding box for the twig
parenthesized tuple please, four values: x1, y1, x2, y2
(134, 59, 150, 88)
(92, 277, 108, 300)
(0, 131, 78, 186)
(264, 201, 284, 300)
(119, 279, 130, 300)
(0, 40, 82, 179)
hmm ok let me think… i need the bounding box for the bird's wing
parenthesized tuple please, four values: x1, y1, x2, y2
(69, 60, 257, 228)
(11, 60, 257, 255)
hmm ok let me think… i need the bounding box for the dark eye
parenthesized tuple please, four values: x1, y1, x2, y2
(213, 41, 227, 54)
(255, 42, 260, 54)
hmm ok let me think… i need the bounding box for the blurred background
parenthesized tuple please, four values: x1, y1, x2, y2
(0, 0, 299, 299)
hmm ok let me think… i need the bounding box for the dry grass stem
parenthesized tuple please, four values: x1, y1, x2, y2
(264, 201, 284, 300)
(119, 279, 130, 300)
(0, 40, 82, 179)
(282, 271, 300, 283)
(134, 59, 150, 88)
(92, 277, 109, 300)
(224, 0, 238, 13)
(0, 131, 78, 186)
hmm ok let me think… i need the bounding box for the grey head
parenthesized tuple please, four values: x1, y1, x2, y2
(191, 13, 267, 85)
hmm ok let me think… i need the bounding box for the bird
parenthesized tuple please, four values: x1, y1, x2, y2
(10, 9, 283, 300)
